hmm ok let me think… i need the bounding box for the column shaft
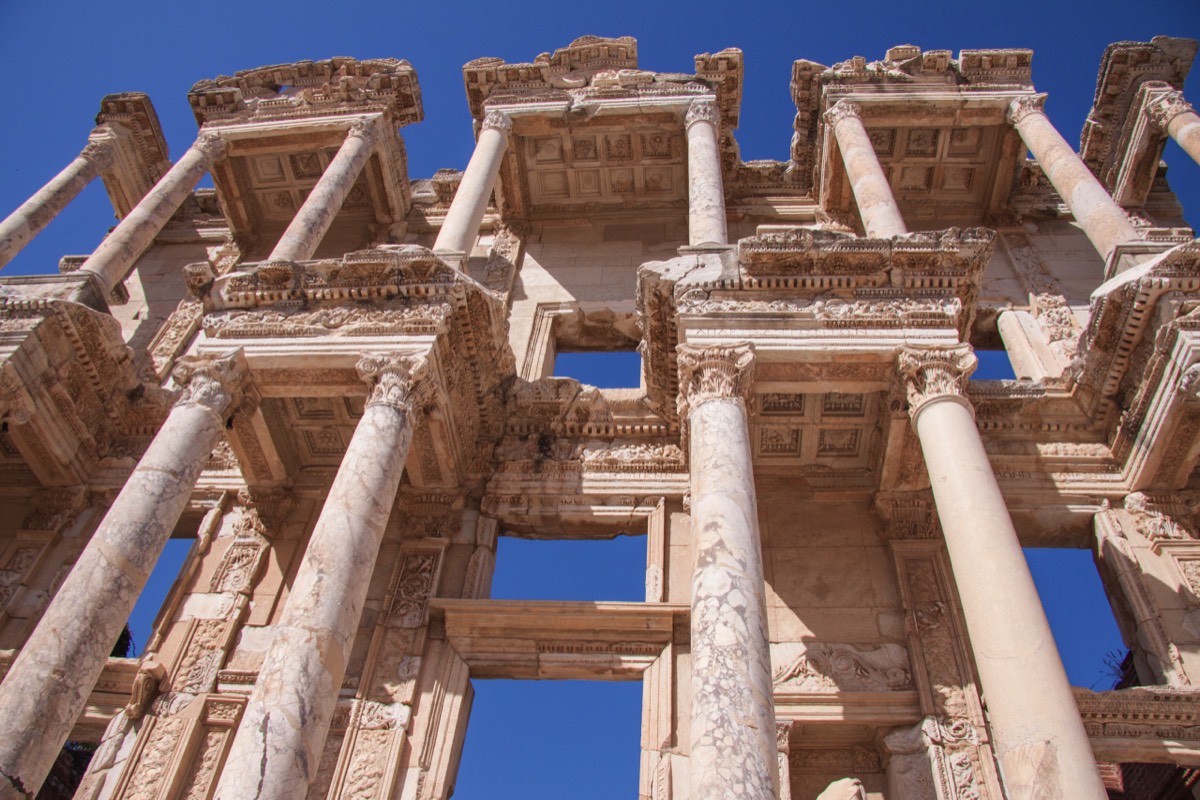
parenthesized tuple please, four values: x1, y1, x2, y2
(0, 354, 242, 800)
(79, 134, 224, 297)
(433, 111, 510, 256)
(686, 99, 728, 246)
(681, 345, 778, 800)
(0, 141, 112, 269)
(904, 349, 1106, 798)
(1010, 96, 1139, 262)
(825, 102, 907, 239)
(214, 354, 425, 800)
(267, 117, 382, 262)
(1169, 110, 1200, 165)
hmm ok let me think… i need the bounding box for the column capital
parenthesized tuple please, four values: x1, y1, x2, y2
(346, 115, 386, 145)
(481, 109, 513, 135)
(357, 352, 430, 412)
(193, 131, 228, 162)
(823, 100, 863, 127)
(685, 98, 720, 130)
(1007, 93, 1048, 126)
(80, 138, 117, 171)
(172, 349, 249, 418)
(676, 342, 755, 416)
(896, 344, 976, 420)
(1146, 89, 1195, 131)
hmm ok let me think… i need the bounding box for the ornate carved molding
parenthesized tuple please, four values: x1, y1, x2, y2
(1006, 93, 1048, 126)
(896, 345, 977, 420)
(685, 98, 720, 130)
(357, 352, 430, 412)
(1145, 89, 1195, 131)
(676, 343, 755, 417)
(172, 350, 249, 418)
(822, 100, 862, 127)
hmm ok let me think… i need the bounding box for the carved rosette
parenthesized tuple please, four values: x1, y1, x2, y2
(685, 98, 720, 130)
(172, 350, 249, 418)
(481, 109, 513, 135)
(81, 138, 117, 171)
(896, 345, 977, 420)
(357, 352, 430, 413)
(822, 100, 863, 127)
(1006, 93, 1048, 126)
(1146, 89, 1195, 132)
(192, 130, 228, 163)
(676, 342, 755, 418)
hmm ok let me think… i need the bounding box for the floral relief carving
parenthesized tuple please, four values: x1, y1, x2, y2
(676, 342, 755, 417)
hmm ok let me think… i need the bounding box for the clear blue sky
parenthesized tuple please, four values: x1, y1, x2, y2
(5, 1, 1190, 795)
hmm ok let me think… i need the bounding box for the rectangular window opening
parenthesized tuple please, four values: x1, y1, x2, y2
(491, 535, 646, 602)
(123, 535, 194, 658)
(973, 348, 1017, 380)
(453, 679, 642, 799)
(553, 350, 642, 390)
(1023, 547, 1127, 689)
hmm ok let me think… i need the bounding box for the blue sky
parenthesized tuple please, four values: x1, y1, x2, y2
(5, 0, 1192, 795)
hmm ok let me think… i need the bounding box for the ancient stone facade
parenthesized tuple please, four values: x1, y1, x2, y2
(0, 34, 1198, 799)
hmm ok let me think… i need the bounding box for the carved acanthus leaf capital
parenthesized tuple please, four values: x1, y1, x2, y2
(1146, 89, 1195, 131)
(823, 100, 863, 127)
(193, 131, 228, 163)
(481, 110, 513, 135)
(1124, 491, 1200, 543)
(1007, 93, 1048, 126)
(357, 352, 431, 412)
(81, 138, 117, 171)
(676, 343, 755, 417)
(1180, 363, 1200, 402)
(685, 98, 720, 130)
(347, 115, 386, 145)
(172, 350, 249, 418)
(896, 345, 976, 419)
(875, 492, 941, 540)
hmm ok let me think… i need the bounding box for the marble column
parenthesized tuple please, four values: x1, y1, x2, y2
(824, 101, 907, 239)
(1147, 89, 1200, 167)
(214, 352, 429, 800)
(898, 345, 1107, 799)
(686, 98, 728, 246)
(78, 132, 226, 298)
(0, 352, 247, 800)
(1008, 95, 1139, 263)
(0, 139, 115, 270)
(677, 343, 779, 800)
(433, 110, 511, 257)
(268, 116, 384, 262)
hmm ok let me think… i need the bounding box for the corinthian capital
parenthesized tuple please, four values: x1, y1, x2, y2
(173, 350, 249, 417)
(347, 115, 386, 145)
(1146, 89, 1195, 131)
(481, 110, 513, 135)
(81, 137, 117, 171)
(896, 345, 976, 419)
(193, 131, 228, 162)
(676, 343, 755, 417)
(1007, 93, 1048, 126)
(823, 100, 862, 127)
(686, 98, 720, 130)
(357, 352, 430, 412)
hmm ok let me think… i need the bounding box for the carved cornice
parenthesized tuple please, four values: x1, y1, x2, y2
(1145, 89, 1195, 131)
(172, 350, 250, 419)
(685, 98, 720, 130)
(823, 100, 862, 127)
(357, 353, 430, 413)
(897, 345, 977, 420)
(1006, 93, 1048, 126)
(676, 343, 755, 417)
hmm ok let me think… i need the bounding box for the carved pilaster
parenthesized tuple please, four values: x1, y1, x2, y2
(875, 492, 941, 541)
(1006, 93, 1048, 126)
(897, 345, 976, 420)
(685, 98, 720, 130)
(1146, 89, 1195, 131)
(676, 342, 755, 417)
(1123, 491, 1200, 545)
(356, 352, 430, 412)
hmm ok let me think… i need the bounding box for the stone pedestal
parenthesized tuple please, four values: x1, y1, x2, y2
(78, 132, 226, 298)
(0, 352, 246, 800)
(899, 345, 1107, 800)
(0, 139, 114, 269)
(824, 101, 907, 239)
(1148, 90, 1200, 167)
(678, 343, 778, 800)
(1009, 95, 1139, 263)
(213, 353, 428, 800)
(686, 99, 728, 247)
(433, 111, 510, 257)
(268, 117, 384, 262)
